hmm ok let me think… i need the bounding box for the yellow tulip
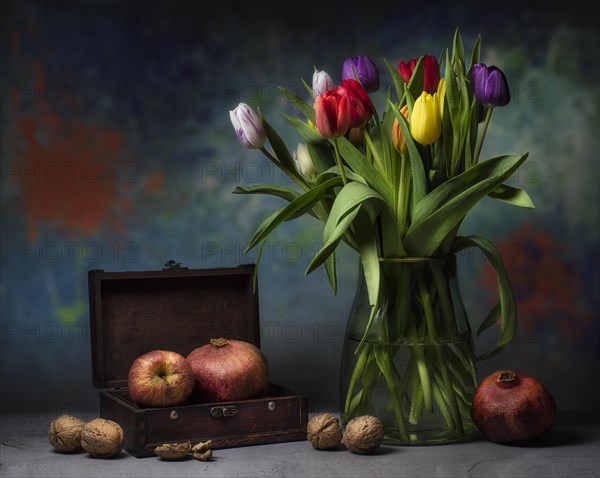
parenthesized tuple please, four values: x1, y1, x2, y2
(410, 92, 442, 145)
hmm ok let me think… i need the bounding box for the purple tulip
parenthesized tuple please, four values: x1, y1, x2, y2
(342, 55, 380, 93)
(471, 63, 511, 107)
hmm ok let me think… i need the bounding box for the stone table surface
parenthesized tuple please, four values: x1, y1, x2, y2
(1, 411, 598, 478)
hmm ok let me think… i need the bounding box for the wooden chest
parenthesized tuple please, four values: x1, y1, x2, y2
(88, 263, 308, 457)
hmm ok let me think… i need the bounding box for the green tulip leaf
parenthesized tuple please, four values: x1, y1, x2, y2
(278, 86, 316, 124)
(317, 166, 368, 187)
(306, 182, 385, 275)
(406, 57, 425, 101)
(306, 141, 336, 177)
(388, 101, 427, 207)
(384, 57, 406, 102)
(306, 206, 361, 276)
(261, 116, 305, 183)
(244, 177, 342, 252)
(488, 184, 535, 208)
(233, 184, 301, 203)
(452, 27, 466, 73)
(335, 136, 394, 206)
(353, 210, 382, 351)
(324, 250, 337, 295)
(452, 236, 518, 360)
(444, 49, 460, 122)
(282, 114, 327, 144)
(301, 77, 313, 97)
(405, 153, 529, 255)
(468, 34, 481, 73)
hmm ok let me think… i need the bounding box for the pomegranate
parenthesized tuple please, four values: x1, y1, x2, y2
(471, 370, 557, 443)
(186, 338, 269, 402)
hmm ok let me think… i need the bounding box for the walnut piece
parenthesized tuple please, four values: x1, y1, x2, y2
(191, 440, 213, 461)
(343, 415, 385, 454)
(154, 441, 191, 460)
(80, 418, 124, 458)
(48, 415, 87, 453)
(307, 413, 343, 450)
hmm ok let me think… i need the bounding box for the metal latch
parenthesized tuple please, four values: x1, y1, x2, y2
(163, 260, 188, 270)
(210, 405, 238, 418)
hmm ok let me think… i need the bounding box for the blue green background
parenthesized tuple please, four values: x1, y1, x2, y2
(1, 0, 598, 417)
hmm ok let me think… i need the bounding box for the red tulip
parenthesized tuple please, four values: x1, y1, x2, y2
(336, 79, 375, 129)
(398, 54, 440, 94)
(315, 90, 351, 139)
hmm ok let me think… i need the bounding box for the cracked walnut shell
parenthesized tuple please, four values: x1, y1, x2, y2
(191, 440, 213, 461)
(80, 418, 124, 458)
(307, 413, 343, 450)
(343, 415, 385, 454)
(154, 441, 191, 460)
(48, 415, 87, 453)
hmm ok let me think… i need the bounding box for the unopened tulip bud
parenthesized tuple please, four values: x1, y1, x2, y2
(392, 105, 409, 154)
(229, 103, 266, 149)
(294, 143, 317, 179)
(410, 92, 442, 145)
(471, 63, 510, 107)
(342, 54, 380, 93)
(315, 90, 351, 139)
(312, 70, 334, 100)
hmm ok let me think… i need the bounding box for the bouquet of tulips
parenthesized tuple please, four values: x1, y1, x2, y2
(229, 28, 533, 442)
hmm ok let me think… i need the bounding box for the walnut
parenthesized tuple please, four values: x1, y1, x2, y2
(48, 415, 87, 453)
(191, 440, 213, 461)
(343, 415, 385, 454)
(307, 413, 343, 450)
(80, 418, 124, 458)
(154, 441, 191, 460)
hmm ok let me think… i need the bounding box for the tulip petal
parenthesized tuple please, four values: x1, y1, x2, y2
(485, 69, 511, 106)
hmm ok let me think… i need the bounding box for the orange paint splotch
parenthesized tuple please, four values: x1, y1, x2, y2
(143, 170, 166, 195)
(7, 59, 137, 240)
(480, 221, 593, 346)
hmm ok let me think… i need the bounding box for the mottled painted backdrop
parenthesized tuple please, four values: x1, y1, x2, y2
(1, 0, 598, 419)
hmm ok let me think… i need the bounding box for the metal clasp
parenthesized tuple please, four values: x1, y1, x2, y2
(210, 405, 238, 418)
(163, 260, 188, 270)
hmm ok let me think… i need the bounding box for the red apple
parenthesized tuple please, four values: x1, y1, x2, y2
(127, 350, 195, 408)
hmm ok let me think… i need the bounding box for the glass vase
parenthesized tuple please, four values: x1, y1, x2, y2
(340, 255, 478, 445)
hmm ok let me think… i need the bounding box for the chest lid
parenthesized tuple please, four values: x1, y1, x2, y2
(88, 263, 259, 389)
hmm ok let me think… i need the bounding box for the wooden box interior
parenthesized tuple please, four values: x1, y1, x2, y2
(88, 263, 307, 456)
(88, 264, 259, 390)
